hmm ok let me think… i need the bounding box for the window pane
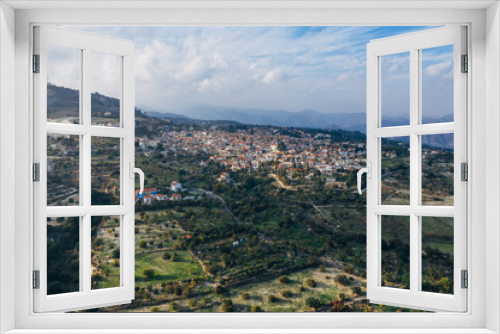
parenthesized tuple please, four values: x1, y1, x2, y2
(381, 52, 410, 127)
(47, 134, 80, 206)
(381, 215, 410, 289)
(381, 137, 410, 205)
(47, 45, 81, 124)
(422, 134, 454, 206)
(421, 217, 453, 294)
(91, 52, 121, 127)
(47, 217, 80, 295)
(91, 137, 121, 205)
(91, 216, 121, 290)
(421, 45, 454, 124)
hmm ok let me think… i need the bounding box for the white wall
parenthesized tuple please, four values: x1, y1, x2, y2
(0, 2, 16, 333)
(485, 2, 500, 333)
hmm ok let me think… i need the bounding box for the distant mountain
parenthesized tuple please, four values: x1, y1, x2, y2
(157, 104, 453, 148)
(47, 85, 453, 148)
(47, 84, 149, 120)
(163, 104, 367, 130)
(161, 103, 452, 132)
(146, 111, 191, 120)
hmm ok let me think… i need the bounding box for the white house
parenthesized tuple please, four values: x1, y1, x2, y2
(170, 181, 182, 192)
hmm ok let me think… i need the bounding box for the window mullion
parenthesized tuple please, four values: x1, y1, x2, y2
(82, 47, 92, 294)
(409, 47, 420, 294)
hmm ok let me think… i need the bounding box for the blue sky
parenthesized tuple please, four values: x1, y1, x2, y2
(56, 26, 453, 118)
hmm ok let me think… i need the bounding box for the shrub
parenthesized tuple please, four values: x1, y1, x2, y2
(174, 287, 182, 296)
(351, 286, 362, 296)
(278, 276, 290, 284)
(297, 286, 305, 293)
(214, 285, 225, 295)
(251, 305, 263, 312)
(221, 299, 234, 312)
(162, 252, 171, 260)
(241, 293, 250, 300)
(139, 240, 147, 249)
(305, 279, 317, 288)
(112, 249, 120, 259)
(319, 265, 326, 273)
(142, 268, 155, 279)
(335, 274, 350, 286)
(281, 290, 292, 299)
(267, 294, 278, 303)
(339, 293, 345, 301)
(305, 297, 320, 310)
(168, 302, 179, 312)
(150, 306, 160, 312)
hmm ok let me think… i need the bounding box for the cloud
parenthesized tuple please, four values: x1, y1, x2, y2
(262, 69, 286, 84)
(61, 25, 447, 115)
(338, 73, 350, 82)
(425, 61, 452, 77)
(388, 64, 399, 73)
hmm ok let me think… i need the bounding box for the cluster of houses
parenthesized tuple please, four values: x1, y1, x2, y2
(137, 127, 367, 180)
(135, 182, 186, 205)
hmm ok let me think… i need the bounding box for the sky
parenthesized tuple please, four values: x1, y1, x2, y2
(51, 26, 454, 118)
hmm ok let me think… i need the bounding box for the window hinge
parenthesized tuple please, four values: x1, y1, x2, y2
(461, 162, 468, 181)
(461, 54, 468, 73)
(33, 270, 40, 289)
(461, 270, 468, 289)
(33, 54, 40, 73)
(33, 163, 40, 182)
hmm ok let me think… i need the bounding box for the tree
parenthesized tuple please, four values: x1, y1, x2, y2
(267, 294, 278, 303)
(281, 290, 292, 299)
(241, 293, 250, 300)
(143, 268, 155, 279)
(278, 275, 290, 284)
(305, 297, 320, 311)
(220, 299, 234, 312)
(214, 285, 225, 295)
(278, 142, 286, 152)
(305, 278, 317, 288)
(139, 240, 147, 249)
(251, 305, 263, 312)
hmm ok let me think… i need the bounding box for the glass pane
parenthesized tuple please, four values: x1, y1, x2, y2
(91, 216, 121, 290)
(47, 216, 80, 295)
(421, 45, 454, 124)
(381, 215, 410, 289)
(91, 52, 121, 127)
(421, 217, 454, 294)
(381, 137, 410, 205)
(47, 134, 80, 206)
(381, 52, 410, 127)
(91, 137, 121, 205)
(47, 44, 81, 124)
(422, 134, 454, 206)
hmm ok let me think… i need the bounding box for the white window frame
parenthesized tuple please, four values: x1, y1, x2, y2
(365, 26, 467, 312)
(32, 26, 136, 312)
(1, 2, 499, 333)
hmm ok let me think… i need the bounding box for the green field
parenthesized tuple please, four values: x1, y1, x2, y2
(135, 251, 204, 288)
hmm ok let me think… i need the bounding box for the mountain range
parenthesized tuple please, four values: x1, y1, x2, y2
(47, 84, 453, 149)
(149, 104, 453, 134)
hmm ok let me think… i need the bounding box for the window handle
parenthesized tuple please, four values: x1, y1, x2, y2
(129, 162, 144, 195)
(357, 162, 371, 195)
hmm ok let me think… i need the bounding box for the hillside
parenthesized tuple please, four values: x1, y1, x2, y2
(47, 84, 149, 121)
